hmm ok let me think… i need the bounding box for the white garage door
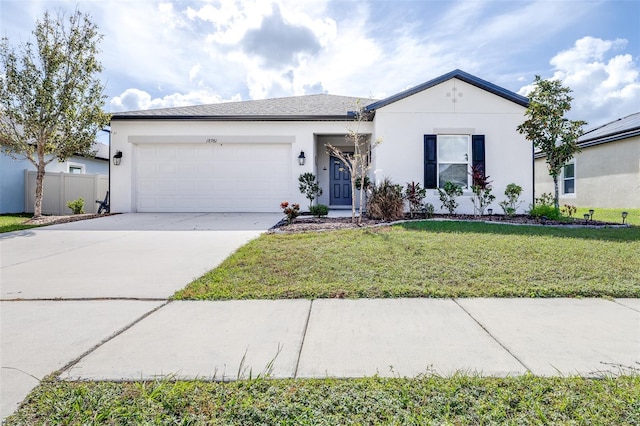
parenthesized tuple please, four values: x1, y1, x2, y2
(135, 143, 292, 212)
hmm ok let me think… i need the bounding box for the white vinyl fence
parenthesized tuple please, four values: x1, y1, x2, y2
(25, 170, 109, 215)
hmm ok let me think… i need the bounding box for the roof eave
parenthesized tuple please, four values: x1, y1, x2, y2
(110, 114, 356, 122)
(534, 128, 640, 158)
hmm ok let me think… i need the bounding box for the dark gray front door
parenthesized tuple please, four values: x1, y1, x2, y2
(330, 156, 351, 205)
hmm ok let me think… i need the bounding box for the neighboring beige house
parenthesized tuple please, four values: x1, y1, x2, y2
(109, 69, 533, 214)
(535, 112, 640, 208)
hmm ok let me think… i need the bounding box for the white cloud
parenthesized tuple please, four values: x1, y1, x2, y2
(189, 64, 201, 82)
(519, 36, 640, 126)
(109, 88, 241, 112)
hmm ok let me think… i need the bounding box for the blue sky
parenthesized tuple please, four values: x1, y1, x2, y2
(2, 0, 639, 128)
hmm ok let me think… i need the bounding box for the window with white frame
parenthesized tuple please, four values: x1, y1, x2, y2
(437, 135, 470, 188)
(424, 134, 485, 190)
(67, 163, 85, 174)
(562, 161, 575, 195)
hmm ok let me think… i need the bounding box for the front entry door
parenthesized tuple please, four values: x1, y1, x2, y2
(329, 156, 352, 205)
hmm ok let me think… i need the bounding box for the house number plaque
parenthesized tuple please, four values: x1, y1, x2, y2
(205, 138, 218, 143)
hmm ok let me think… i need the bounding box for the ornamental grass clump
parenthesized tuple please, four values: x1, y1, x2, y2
(367, 177, 404, 220)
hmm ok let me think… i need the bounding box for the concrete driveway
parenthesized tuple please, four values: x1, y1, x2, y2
(0, 212, 282, 419)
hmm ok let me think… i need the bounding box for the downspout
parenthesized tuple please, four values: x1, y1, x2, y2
(103, 127, 111, 212)
(531, 142, 535, 209)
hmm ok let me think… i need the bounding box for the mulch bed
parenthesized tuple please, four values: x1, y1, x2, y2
(272, 213, 625, 233)
(24, 213, 114, 226)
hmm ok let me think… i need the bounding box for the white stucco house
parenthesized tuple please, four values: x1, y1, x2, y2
(535, 112, 640, 209)
(109, 69, 532, 215)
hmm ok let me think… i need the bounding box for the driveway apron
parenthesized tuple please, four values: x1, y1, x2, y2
(0, 213, 281, 419)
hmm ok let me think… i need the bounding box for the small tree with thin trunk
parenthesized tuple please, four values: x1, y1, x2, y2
(0, 9, 110, 217)
(325, 100, 381, 224)
(517, 76, 586, 210)
(298, 172, 322, 211)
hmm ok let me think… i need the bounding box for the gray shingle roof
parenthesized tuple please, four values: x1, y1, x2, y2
(112, 94, 377, 121)
(534, 111, 640, 158)
(578, 112, 640, 147)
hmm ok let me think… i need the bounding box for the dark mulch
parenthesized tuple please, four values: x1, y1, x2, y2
(24, 213, 114, 226)
(272, 213, 624, 233)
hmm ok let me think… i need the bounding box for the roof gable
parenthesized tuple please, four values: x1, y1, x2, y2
(364, 69, 529, 112)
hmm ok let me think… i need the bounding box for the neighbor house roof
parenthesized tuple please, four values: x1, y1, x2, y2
(364, 69, 529, 111)
(577, 112, 640, 148)
(111, 94, 375, 121)
(534, 112, 640, 158)
(91, 143, 109, 161)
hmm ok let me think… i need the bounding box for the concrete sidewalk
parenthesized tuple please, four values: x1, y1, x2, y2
(2, 297, 639, 419)
(61, 298, 640, 381)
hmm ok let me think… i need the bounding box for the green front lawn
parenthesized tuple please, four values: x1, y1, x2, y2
(6, 375, 639, 425)
(0, 213, 39, 233)
(175, 221, 640, 300)
(575, 208, 640, 226)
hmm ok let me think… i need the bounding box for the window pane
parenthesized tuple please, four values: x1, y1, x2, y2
(438, 135, 468, 162)
(564, 178, 575, 194)
(439, 164, 467, 188)
(564, 163, 574, 178)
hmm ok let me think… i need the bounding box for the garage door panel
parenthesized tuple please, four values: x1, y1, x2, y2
(135, 143, 292, 212)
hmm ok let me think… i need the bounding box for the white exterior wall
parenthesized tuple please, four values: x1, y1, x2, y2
(372, 78, 532, 215)
(535, 135, 640, 208)
(110, 119, 366, 213)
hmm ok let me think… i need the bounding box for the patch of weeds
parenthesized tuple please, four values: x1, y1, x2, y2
(6, 374, 640, 424)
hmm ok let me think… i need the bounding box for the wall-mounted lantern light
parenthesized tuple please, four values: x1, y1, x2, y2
(298, 150, 306, 166)
(622, 211, 628, 224)
(112, 150, 123, 166)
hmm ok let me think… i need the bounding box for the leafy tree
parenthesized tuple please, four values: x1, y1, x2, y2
(298, 172, 322, 211)
(0, 9, 110, 217)
(325, 100, 381, 224)
(517, 76, 586, 209)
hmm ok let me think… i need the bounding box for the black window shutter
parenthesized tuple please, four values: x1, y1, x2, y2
(424, 135, 437, 189)
(472, 135, 485, 176)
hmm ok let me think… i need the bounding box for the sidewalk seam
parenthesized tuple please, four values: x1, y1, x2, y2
(57, 300, 172, 377)
(611, 299, 640, 313)
(452, 298, 532, 373)
(293, 299, 314, 378)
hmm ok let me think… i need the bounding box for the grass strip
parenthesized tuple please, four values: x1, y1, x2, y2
(6, 375, 639, 425)
(175, 221, 640, 300)
(0, 214, 40, 234)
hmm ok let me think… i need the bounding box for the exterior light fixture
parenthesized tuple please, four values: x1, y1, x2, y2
(583, 213, 590, 221)
(622, 211, 628, 224)
(589, 209, 594, 220)
(298, 150, 306, 166)
(112, 150, 123, 166)
(487, 208, 493, 215)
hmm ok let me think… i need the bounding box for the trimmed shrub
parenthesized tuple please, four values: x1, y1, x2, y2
(310, 204, 329, 217)
(67, 197, 85, 214)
